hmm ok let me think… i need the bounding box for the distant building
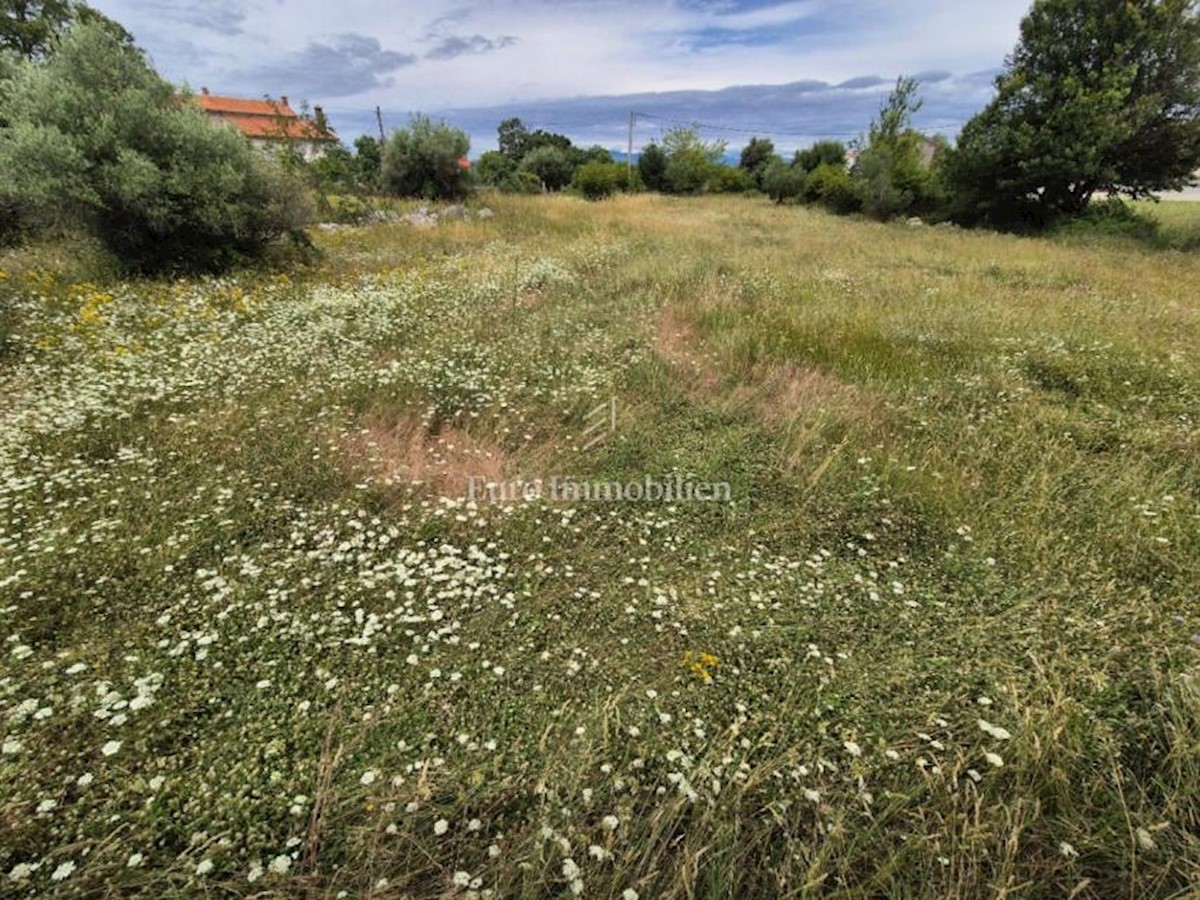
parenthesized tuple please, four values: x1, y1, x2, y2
(196, 89, 339, 161)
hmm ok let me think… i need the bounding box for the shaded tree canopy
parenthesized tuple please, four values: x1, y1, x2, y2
(946, 0, 1200, 225)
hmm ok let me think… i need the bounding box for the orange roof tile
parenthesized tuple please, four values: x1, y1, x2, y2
(195, 90, 338, 143)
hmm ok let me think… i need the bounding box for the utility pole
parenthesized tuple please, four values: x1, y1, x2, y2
(375, 106, 386, 143)
(627, 112, 636, 184)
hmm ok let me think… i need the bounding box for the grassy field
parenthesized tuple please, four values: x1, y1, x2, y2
(1, 195, 1198, 898)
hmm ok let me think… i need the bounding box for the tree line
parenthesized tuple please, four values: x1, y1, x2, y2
(2, 0, 1199, 274)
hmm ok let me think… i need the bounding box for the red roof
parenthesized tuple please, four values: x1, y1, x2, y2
(196, 90, 338, 143)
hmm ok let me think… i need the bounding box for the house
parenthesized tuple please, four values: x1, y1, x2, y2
(196, 88, 339, 161)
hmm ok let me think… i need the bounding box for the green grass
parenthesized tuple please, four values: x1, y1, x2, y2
(0, 194, 1198, 898)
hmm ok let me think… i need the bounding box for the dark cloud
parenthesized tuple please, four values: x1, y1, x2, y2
(129, 0, 248, 36)
(913, 69, 954, 84)
(421, 73, 999, 152)
(248, 35, 417, 99)
(836, 75, 888, 90)
(426, 34, 518, 60)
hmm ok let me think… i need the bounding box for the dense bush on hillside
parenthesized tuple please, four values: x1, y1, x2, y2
(0, 21, 311, 272)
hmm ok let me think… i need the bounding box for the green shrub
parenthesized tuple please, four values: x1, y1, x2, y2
(0, 22, 311, 273)
(1053, 199, 1161, 242)
(638, 143, 668, 193)
(762, 159, 805, 204)
(804, 163, 860, 214)
(330, 194, 370, 225)
(572, 161, 620, 201)
(520, 146, 574, 192)
(710, 166, 754, 194)
(381, 114, 472, 201)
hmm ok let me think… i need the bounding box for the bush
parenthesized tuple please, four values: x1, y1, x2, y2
(0, 22, 311, 273)
(330, 194, 370, 225)
(381, 114, 472, 201)
(762, 159, 804, 204)
(710, 166, 754, 194)
(572, 161, 621, 201)
(795, 141, 847, 174)
(1053, 199, 1161, 242)
(638, 143, 668, 193)
(520, 146, 574, 192)
(804, 163, 860, 214)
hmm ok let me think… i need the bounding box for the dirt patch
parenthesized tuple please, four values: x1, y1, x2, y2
(656, 305, 867, 424)
(655, 305, 722, 393)
(345, 413, 511, 500)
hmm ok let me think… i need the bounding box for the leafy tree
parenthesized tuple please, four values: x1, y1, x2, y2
(497, 116, 529, 160)
(739, 136, 775, 187)
(795, 140, 847, 173)
(0, 19, 310, 270)
(1, 0, 71, 59)
(571, 144, 613, 167)
(851, 77, 939, 220)
(310, 144, 356, 193)
(662, 126, 727, 194)
(638, 142, 668, 192)
(353, 135, 382, 190)
(947, 0, 1200, 227)
(520, 145, 573, 191)
(381, 114, 472, 200)
(475, 150, 517, 187)
(761, 158, 804, 203)
(710, 165, 754, 193)
(805, 163, 860, 213)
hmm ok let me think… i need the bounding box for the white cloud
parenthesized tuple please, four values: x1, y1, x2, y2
(88, 0, 1030, 141)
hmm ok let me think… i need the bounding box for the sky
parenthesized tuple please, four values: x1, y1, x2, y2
(90, 0, 1035, 153)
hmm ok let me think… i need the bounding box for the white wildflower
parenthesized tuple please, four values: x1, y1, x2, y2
(977, 719, 1012, 741)
(269, 854, 292, 875)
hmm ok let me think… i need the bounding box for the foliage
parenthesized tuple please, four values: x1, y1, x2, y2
(0, 21, 311, 272)
(851, 77, 942, 220)
(572, 161, 626, 200)
(661, 126, 727, 195)
(309, 144, 356, 193)
(380, 114, 472, 201)
(352, 135, 382, 190)
(946, 0, 1200, 228)
(761, 157, 804, 203)
(1052, 197, 1162, 242)
(803, 162, 860, 214)
(739, 136, 775, 188)
(497, 116, 528, 159)
(475, 150, 518, 188)
(638, 142, 668, 192)
(520, 145, 574, 192)
(573, 145, 613, 167)
(795, 140, 847, 174)
(709, 165, 754, 194)
(0, 0, 70, 59)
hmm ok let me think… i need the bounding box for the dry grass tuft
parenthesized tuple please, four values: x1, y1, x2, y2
(345, 412, 511, 500)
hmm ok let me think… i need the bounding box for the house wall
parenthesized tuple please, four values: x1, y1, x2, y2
(247, 138, 333, 162)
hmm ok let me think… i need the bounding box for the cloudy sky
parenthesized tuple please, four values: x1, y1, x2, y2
(90, 0, 1033, 152)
